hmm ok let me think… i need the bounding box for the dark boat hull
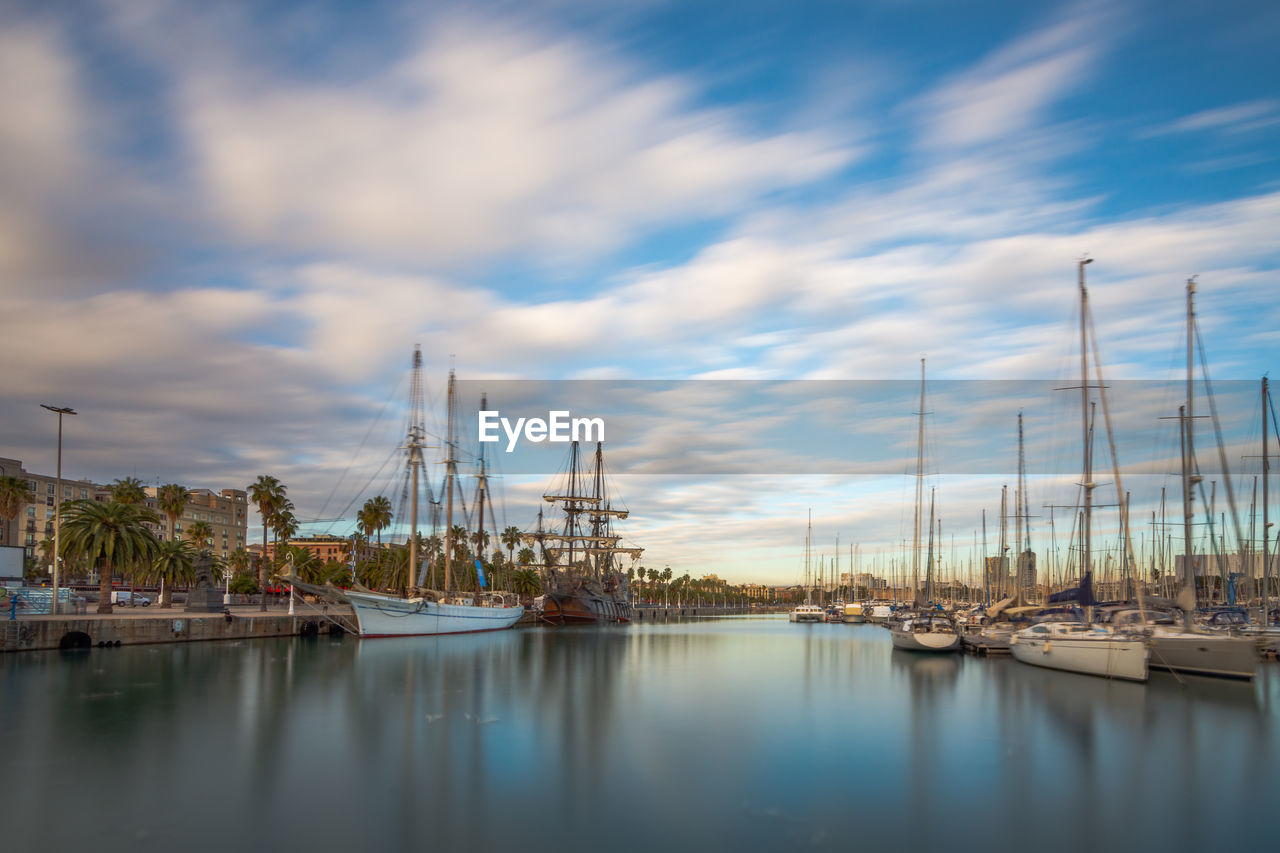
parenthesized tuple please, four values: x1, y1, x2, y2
(538, 590, 631, 624)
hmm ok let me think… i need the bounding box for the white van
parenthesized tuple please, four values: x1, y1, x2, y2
(111, 590, 152, 606)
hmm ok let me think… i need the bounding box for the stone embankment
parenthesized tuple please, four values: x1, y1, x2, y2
(1, 604, 354, 653)
(632, 604, 752, 620)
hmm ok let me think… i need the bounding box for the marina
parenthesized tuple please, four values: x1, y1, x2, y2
(3, 617, 1277, 853)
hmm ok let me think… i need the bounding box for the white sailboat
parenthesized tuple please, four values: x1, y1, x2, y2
(285, 348, 523, 637)
(888, 360, 960, 653)
(790, 510, 825, 623)
(1009, 259, 1148, 680)
(1137, 278, 1257, 678)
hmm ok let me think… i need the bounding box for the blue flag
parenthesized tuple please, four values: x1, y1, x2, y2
(475, 559, 487, 589)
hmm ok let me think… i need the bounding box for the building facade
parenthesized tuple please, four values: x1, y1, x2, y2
(0, 457, 249, 565)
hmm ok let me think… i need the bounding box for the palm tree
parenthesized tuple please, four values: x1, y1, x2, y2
(0, 475, 32, 545)
(501, 525, 521, 567)
(109, 476, 147, 505)
(59, 499, 160, 614)
(662, 566, 673, 606)
(187, 520, 214, 548)
(512, 568, 542, 599)
(156, 483, 190, 540)
(517, 547, 534, 566)
(636, 566, 647, 602)
(361, 495, 393, 546)
(271, 507, 298, 573)
(248, 475, 286, 611)
(151, 539, 196, 607)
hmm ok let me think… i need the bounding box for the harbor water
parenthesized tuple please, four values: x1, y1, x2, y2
(2, 616, 1277, 852)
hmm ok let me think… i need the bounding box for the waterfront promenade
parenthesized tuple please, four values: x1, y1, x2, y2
(1, 600, 354, 653)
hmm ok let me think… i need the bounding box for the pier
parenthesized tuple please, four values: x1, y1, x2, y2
(1, 604, 354, 653)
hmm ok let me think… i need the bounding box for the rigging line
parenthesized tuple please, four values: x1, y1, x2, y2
(1194, 318, 1246, 553)
(315, 372, 406, 523)
(321, 446, 401, 537)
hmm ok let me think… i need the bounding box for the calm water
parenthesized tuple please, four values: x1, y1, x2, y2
(3, 617, 1278, 853)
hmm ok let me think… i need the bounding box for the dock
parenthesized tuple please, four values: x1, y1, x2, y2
(1, 602, 355, 653)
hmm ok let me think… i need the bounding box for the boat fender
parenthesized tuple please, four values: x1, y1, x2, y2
(1042, 641, 1052, 653)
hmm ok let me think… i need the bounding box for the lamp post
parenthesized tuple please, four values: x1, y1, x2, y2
(40, 404, 77, 615)
(286, 552, 296, 616)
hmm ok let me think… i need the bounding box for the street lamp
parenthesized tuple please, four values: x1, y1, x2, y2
(40, 404, 77, 615)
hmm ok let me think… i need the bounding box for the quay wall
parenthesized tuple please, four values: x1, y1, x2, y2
(2, 609, 353, 653)
(632, 605, 751, 620)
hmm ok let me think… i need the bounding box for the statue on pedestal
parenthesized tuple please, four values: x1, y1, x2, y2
(185, 549, 224, 613)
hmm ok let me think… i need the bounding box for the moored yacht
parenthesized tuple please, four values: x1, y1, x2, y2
(1010, 620, 1148, 681)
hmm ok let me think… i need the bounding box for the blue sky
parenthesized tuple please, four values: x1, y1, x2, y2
(2, 0, 1277, 584)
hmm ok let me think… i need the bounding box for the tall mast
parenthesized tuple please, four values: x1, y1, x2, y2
(1016, 412, 1025, 605)
(408, 346, 424, 592)
(1183, 278, 1198, 603)
(925, 489, 936, 604)
(593, 441, 605, 580)
(444, 367, 456, 594)
(473, 392, 489, 603)
(1079, 258, 1094, 584)
(1180, 404, 1193, 610)
(999, 485, 1008, 600)
(913, 358, 926, 602)
(806, 509, 812, 604)
(981, 509, 989, 606)
(1264, 377, 1271, 625)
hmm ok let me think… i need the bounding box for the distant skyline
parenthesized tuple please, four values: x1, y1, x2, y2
(2, 0, 1277, 584)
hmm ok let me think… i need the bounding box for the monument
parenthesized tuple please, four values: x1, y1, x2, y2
(185, 549, 225, 613)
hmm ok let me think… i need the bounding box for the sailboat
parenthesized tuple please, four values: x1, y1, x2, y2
(1010, 259, 1148, 680)
(525, 440, 640, 624)
(1126, 278, 1257, 679)
(889, 360, 960, 653)
(285, 347, 524, 637)
(790, 510, 824, 623)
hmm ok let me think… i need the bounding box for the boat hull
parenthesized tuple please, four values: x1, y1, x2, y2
(537, 590, 631, 624)
(890, 628, 960, 652)
(1011, 634, 1148, 681)
(346, 591, 525, 637)
(1147, 631, 1257, 680)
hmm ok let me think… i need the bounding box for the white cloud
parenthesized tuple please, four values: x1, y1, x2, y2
(174, 19, 855, 266)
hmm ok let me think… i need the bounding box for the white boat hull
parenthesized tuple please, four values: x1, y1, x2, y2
(1147, 630, 1257, 680)
(890, 628, 960, 652)
(1011, 632, 1148, 681)
(346, 591, 524, 637)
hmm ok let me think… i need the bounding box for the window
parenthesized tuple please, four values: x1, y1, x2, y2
(45, 509, 54, 519)
(46, 497, 54, 507)
(27, 480, 36, 492)
(27, 507, 35, 517)
(79, 489, 88, 499)
(46, 483, 55, 495)
(63, 486, 71, 498)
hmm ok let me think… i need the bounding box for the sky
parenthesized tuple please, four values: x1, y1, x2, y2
(2, 0, 1278, 585)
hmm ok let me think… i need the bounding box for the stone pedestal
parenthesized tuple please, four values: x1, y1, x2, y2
(185, 549, 225, 613)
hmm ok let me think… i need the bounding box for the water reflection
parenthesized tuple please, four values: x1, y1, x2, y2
(0, 618, 1276, 853)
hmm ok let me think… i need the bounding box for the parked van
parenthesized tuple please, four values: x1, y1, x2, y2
(110, 590, 152, 606)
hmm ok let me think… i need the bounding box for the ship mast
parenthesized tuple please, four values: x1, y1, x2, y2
(1079, 258, 1094, 593)
(913, 358, 926, 604)
(1182, 278, 1199, 614)
(408, 345, 424, 592)
(444, 367, 456, 595)
(473, 392, 489, 604)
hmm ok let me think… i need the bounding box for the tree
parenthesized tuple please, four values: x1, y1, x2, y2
(512, 568, 542, 599)
(151, 539, 196, 607)
(59, 499, 160, 614)
(517, 547, 534, 566)
(187, 520, 213, 548)
(156, 483, 190, 540)
(0, 476, 32, 543)
(363, 491, 391, 545)
(109, 477, 147, 505)
(662, 566, 673, 606)
(248, 475, 286, 611)
(501, 526, 521, 574)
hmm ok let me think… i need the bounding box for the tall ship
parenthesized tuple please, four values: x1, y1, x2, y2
(285, 347, 524, 636)
(526, 440, 642, 624)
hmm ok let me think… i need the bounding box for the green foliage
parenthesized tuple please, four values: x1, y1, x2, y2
(109, 477, 147, 505)
(59, 499, 161, 613)
(0, 475, 33, 522)
(229, 573, 259, 594)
